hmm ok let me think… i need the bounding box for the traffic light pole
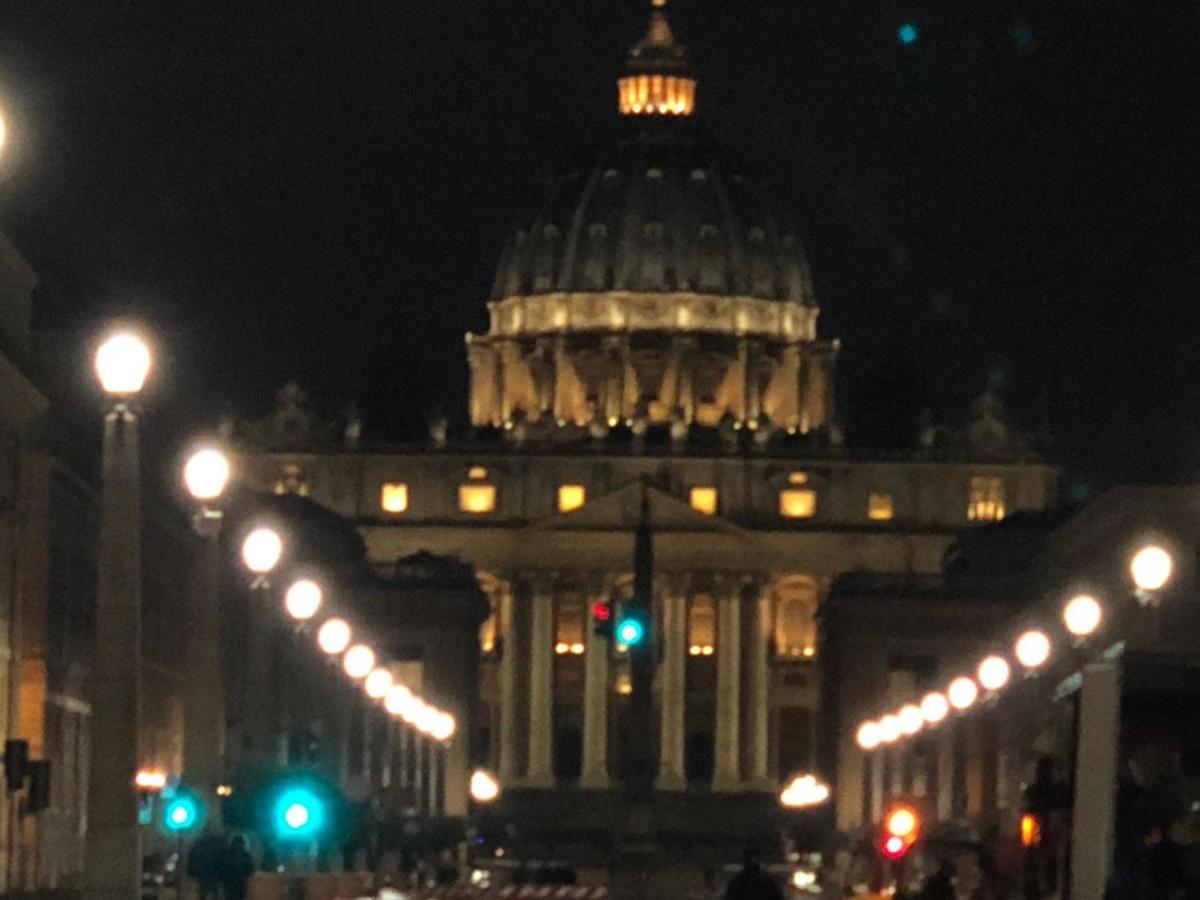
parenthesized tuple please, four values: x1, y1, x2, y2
(621, 488, 656, 795)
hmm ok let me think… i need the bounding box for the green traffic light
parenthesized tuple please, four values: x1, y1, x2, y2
(163, 793, 200, 832)
(273, 784, 326, 840)
(616, 617, 645, 646)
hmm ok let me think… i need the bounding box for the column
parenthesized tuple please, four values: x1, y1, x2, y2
(497, 584, 520, 781)
(184, 517, 225, 822)
(713, 587, 742, 791)
(936, 726, 954, 821)
(84, 409, 142, 900)
(413, 736, 426, 815)
(888, 746, 904, 797)
(526, 581, 555, 787)
(655, 592, 686, 790)
(581, 586, 611, 789)
(870, 749, 884, 822)
(1070, 661, 1121, 900)
(745, 590, 771, 789)
(429, 746, 443, 816)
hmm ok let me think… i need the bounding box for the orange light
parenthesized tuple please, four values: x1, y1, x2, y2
(1020, 813, 1042, 848)
(884, 805, 918, 840)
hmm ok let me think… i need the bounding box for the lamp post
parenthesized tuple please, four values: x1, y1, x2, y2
(239, 526, 283, 763)
(83, 329, 152, 900)
(182, 446, 231, 822)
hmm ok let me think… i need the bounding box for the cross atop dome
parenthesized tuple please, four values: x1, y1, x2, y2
(618, 0, 696, 117)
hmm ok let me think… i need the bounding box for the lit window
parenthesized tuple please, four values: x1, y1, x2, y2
(788, 471, 809, 485)
(459, 484, 496, 514)
(779, 489, 817, 519)
(687, 597, 717, 655)
(689, 486, 718, 516)
(467, 466, 489, 480)
(380, 482, 409, 514)
(555, 595, 586, 653)
(615, 672, 633, 695)
(558, 484, 586, 513)
(868, 493, 894, 522)
(774, 578, 818, 657)
(968, 476, 1006, 522)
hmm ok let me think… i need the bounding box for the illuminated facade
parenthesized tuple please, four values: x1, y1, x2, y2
(233, 0, 1057, 850)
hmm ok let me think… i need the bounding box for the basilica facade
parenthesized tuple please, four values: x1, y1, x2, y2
(235, 1, 1057, 834)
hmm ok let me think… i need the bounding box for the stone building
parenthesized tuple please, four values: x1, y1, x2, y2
(233, 1, 1057, 852)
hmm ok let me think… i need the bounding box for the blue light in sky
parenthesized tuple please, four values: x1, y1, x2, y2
(897, 22, 920, 46)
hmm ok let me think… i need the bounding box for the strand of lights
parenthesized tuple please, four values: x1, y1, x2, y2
(855, 541, 1178, 752)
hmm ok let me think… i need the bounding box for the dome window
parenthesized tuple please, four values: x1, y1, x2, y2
(602, 168, 621, 184)
(645, 167, 664, 181)
(689, 168, 708, 182)
(643, 222, 664, 240)
(699, 224, 719, 239)
(588, 223, 608, 239)
(543, 224, 561, 240)
(748, 226, 767, 243)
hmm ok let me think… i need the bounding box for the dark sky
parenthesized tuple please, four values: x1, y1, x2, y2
(0, 0, 1197, 488)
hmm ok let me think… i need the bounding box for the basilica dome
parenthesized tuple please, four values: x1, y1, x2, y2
(466, 1, 838, 439)
(489, 135, 816, 305)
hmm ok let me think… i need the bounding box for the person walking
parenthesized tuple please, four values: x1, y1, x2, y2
(220, 835, 256, 900)
(188, 829, 225, 900)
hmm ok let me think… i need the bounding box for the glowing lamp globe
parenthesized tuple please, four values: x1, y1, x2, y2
(364, 668, 393, 699)
(948, 676, 978, 711)
(402, 697, 427, 726)
(1130, 544, 1173, 592)
(430, 712, 457, 742)
(977, 655, 1011, 692)
(898, 704, 923, 736)
(856, 721, 881, 750)
(316, 618, 351, 656)
(284, 579, 323, 621)
(95, 331, 152, 396)
(384, 684, 413, 717)
(1015, 629, 1051, 669)
(343, 644, 375, 680)
(470, 770, 501, 804)
(878, 714, 901, 744)
(920, 692, 949, 724)
(1063, 594, 1102, 638)
(241, 527, 282, 575)
(183, 447, 230, 501)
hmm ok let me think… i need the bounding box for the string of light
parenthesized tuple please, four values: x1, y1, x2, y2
(855, 541, 1174, 751)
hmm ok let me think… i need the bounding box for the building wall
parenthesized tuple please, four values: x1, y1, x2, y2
(236, 447, 1057, 795)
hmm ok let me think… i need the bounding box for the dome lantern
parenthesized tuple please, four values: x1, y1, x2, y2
(618, 0, 696, 117)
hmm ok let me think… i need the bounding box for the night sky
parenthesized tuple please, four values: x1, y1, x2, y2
(0, 0, 1196, 488)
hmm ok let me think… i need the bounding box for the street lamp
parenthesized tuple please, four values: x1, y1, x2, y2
(920, 692, 949, 724)
(385, 684, 414, 717)
(284, 578, 323, 622)
(343, 644, 376, 680)
(364, 668, 393, 700)
(469, 770, 501, 804)
(1129, 543, 1173, 604)
(181, 444, 232, 826)
(897, 704, 923, 736)
(1063, 593, 1102, 639)
(977, 655, 1011, 692)
(856, 721, 881, 751)
(947, 676, 978, 711)
(241, 527, 283, 576)
(317, 618, 352, 656)
(878, 714, 901, 744)
(85, 328, 153, 900)
(1015, 629, 1052, 669)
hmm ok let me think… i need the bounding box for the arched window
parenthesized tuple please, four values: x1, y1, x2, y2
(773, 577, 818, 658)
(687, 596, 717, 656)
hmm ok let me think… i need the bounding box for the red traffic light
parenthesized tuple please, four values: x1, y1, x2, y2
(879, 803, 920, 861)
(592, 601, 612, 622)
(881, 834, 907, 860)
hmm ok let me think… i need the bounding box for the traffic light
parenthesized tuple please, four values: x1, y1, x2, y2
(592, 600, 613, 640)
(161, 784, 204, 833)
(272, 781, 327, 841)
(880, 803, 920, 861)
(616, 614, 646, 647)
